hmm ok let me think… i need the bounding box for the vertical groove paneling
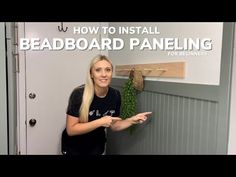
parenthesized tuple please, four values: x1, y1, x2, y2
(178, 97, 184, 154)
(164, 95, 169, 154)
(161, 94, 165, 154)
(173, 97, 178, 154)
(166, 95, 170, 154)
(157, 93, 161, 154)
(182, 97, 188, 154)
(169, 95, 175, 154)
(200, 101, 208, 154)
(106, 86, 219, 154)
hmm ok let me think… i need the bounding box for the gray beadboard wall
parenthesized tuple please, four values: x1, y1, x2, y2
(107, 80, 219, 154)
(106, 23, 234, 155)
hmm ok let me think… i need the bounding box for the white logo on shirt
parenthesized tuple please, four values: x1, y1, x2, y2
(89, 110, 116, 117)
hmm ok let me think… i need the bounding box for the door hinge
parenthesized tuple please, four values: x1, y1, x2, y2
(13, 23, 19, 73)
(13, 52, 19, 73)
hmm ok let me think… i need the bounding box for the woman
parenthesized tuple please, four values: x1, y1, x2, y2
(61, 54, 152, 155)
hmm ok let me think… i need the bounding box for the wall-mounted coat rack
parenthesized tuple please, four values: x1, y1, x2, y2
(115, 62, 185, 78)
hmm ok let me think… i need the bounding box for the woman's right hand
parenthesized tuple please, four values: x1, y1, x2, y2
(99, 116, 121, 127)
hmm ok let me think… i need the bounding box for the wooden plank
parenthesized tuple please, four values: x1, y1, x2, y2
(115, 62, 185, 78)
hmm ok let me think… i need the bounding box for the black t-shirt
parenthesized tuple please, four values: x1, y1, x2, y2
(62, 85, 121, 155)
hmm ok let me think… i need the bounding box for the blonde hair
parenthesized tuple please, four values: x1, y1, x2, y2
(79, 54, 113, 123)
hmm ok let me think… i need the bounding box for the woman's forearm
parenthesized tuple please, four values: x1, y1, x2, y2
(67, 119, 102, 136)
(110, 112, 152, 131)
(66, 115, 120, 136)
(110, 117, 133, 131)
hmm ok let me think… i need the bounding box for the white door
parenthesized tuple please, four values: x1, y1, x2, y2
(18, 22, 103, 154)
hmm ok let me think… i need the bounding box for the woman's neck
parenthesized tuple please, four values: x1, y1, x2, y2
(95, 86, 109, 98)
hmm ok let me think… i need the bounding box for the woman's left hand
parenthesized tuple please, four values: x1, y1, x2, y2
(131, 112, 152, 124)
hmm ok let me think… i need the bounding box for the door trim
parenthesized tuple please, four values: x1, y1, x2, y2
(17, 22, 27, 154)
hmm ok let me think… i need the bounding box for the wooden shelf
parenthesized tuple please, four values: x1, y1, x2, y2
(115, 62, 185, 78)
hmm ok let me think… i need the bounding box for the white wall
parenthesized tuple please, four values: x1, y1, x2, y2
(0, 22, 8, 154)
(109, 22, 223, 85)
(227, 23, 236, 154)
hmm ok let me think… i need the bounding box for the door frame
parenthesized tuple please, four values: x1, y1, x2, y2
(17, 22, 27, 154)
(0, 22, 8, 155)
(227, 22, 236, 154)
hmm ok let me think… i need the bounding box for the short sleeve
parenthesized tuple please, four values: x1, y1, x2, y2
(66, 87, 83, 117)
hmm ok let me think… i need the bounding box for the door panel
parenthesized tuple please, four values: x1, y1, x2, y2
(24, 22, 101, 154)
